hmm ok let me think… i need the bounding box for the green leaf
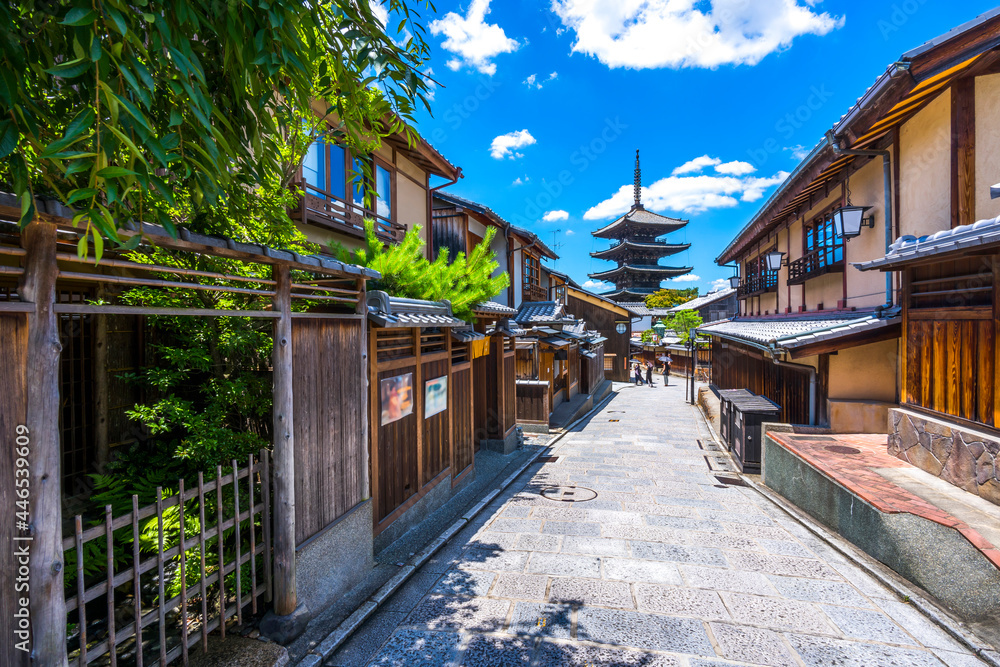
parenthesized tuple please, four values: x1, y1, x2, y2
(0, 121, 17, 158)
(96, 166, 137, 178)
(45, 58, 92, 79)
(64, 108, 96, 141)
(77, 234, 88, 258)
(19, 191, 35, 227)
(168, 109, 183, 127)
(120, 234, 142, 250)
(91, 226, 104, 261)
(61, 8, 98, 26)
(67, 188, 98, 205)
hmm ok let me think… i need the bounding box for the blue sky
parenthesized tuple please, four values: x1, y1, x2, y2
(405, 0, 997, 295)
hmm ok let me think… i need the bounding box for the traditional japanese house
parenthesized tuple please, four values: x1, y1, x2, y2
(701, 11, 1000, 433)
(590, 151, 693, 303)
(551, 273, 634, 383)
(472, 301, 521, 454)
(365, 291, 483, 547)
(513, 302, 583, 418)
(431, 191, 559, 308)
(294, 121, 462, 254)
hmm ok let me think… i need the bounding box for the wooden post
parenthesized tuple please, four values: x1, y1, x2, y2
(357, 279, 369, 504)
(94, 285, 109, 470)
(271, 264, 296, 615)
(19, 220, 68, 666)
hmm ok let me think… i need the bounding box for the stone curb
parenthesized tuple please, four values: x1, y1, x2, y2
(692, 401, 1000, 666)
(297, 389, 619, 665)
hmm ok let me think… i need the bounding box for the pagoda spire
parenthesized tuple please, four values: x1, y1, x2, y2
(633, 149, 642, 209)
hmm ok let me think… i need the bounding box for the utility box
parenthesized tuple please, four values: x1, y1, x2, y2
(718, 389, 753, 451)
(731, 395, 781, 473)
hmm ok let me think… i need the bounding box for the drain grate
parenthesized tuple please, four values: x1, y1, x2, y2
(714, 475, 746, 486)
(541, 486, 598, 502)
(825, 445, 861, 455)
(538, 456, 560, 463)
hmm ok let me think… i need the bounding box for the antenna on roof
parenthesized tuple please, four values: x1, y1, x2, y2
(633, 149, 642, 209)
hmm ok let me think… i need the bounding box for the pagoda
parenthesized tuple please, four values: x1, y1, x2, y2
(589, 151, 692, 302)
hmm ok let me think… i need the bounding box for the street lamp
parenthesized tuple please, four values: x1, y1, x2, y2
(652, 321, 667, 341)
(765, 250, 786, 272)
(729, 274, 740, 289)
(832, 205, 874, 239)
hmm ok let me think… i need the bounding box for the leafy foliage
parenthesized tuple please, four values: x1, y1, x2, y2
(662, 310, 704, 344)
(645, 287, 698, 309)
(0, 0, 435, 256)
(335, 220, 510, 321)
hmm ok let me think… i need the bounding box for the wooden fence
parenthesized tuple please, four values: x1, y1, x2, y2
(451, 342, 475, 481)
(711, 340, 815, 425)
(64, 453, 271, 666)
(515, 380, 550, 424)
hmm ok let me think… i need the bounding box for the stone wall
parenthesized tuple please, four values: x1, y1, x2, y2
(888, 408, 1000, 505)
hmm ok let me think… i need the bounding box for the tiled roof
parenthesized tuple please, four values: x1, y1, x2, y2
(592, 207, 688, 238)
(473, 301, 517, 316)
(431, 191, 559, 260)
(367, 291, 466, 328)
(697, 310, 901, 351)
(514, 301, 568, 324)
(854, 216, 1000, 271)
(451, 327, 486, 343)
(622, 303, 673, 317)
(668, 288, 737, 313)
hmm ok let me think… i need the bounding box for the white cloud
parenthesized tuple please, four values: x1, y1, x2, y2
(430, 0, 518, 75)
(543, 210, 569, 222)
(566, 229, 575, 236)
(583, 156, 789, 219)
(524, 71, 559, 89)
(672, 274, 701, 283)
(583, 279, 610, 291)
(715, 160, 756, 176)
(550, 0, 844, 70)
(786, 144, 810, 160)
(512, 176, 529, 186)
(709, 278, 730, 292)
(490, 129, 536, 160)
(673, 155, 720, 175)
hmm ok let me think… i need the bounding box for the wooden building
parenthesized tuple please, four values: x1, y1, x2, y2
(668, 288, 738, 324)
(431, 192, 559, 308)
(701, 11, 1000, 433)
(559, 281, 633, 383)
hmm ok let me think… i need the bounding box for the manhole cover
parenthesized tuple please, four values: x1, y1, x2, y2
(825, 445, 862, 455)
(541, 486, 598, 502)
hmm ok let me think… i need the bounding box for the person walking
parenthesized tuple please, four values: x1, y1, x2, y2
(633, 362, 644, 386)
(645, 361, 653, 387)
(663, 354, 672, 386)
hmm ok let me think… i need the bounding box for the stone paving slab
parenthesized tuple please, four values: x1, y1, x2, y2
(337, 385, 986, 667)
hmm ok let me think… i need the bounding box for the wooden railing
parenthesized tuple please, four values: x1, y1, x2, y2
(736, 273, 778, 299)
(291, 181, 406, 244)
(522, 283, 547, 302)
(787, 245, 844, 285)
(64, 453, 271, 666)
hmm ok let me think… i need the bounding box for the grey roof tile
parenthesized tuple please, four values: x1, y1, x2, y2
(854, 215, 1000, 271)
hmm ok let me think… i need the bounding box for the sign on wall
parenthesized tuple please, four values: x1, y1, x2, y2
(424, 375, 448, 418)
(380, 373, 413, 425)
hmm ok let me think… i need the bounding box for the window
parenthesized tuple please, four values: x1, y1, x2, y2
(523, 254, 540, 288)
(805, 214, 843, 265)
(302, 139, 392, 220)
(604, 354, 616, 372)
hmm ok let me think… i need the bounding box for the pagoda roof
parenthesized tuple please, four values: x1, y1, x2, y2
(590, 239, 690, 260)
(599, 286, 661, 300)
(588, 264, 694, 281)
(592, 206, 688, 239)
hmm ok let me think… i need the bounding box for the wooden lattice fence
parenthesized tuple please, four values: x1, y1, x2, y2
(64, 452, 271, 666)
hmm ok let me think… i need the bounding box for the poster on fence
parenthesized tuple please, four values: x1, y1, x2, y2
(424, 375, 448, 418)
(380, 373, 413, 425)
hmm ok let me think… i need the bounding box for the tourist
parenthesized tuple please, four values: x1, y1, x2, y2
(645, 361, 653, 387)
(633, 362, 644, 386)
(663, 354, 672, 386)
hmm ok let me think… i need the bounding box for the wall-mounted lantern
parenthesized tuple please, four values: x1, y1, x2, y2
(615, 322, 627, 334)
(729, 275, 740, 288)
(991, 182, 999, 200)
(764, 250, 786, 272)
(832, 205, 875, 239)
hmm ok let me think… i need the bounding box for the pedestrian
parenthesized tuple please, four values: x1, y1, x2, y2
(633, 362, 644, 386)
(663, 354, 672, 386)
(645, 361, 653, 387)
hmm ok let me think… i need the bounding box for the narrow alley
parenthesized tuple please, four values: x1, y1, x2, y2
(323, 382, 985, 666)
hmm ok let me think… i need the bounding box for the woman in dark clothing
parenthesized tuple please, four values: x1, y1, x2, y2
(663, 354, 672, 386)
(645, 361, 653, 387)
(633, 362, 644, 386)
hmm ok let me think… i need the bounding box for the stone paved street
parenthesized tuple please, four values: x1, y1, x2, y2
(328, 382, 986, 666)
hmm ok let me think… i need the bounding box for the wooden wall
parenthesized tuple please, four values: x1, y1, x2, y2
(566, 294, 631, 382)
(711, 340, 820, 426)
(515, 381, 549, 423)
(421, 357, 450, 486)
(430, 207, 466, 261)
(292, 318, 367, 545)
(0, 313, 29, 665)
(450, 346, 474, 479)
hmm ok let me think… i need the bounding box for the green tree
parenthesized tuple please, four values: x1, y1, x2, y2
(645, 287, 698, 309)
(0, 0, 434, 254)
(335, 220, 510, 321)
(664, 310, 703, 343)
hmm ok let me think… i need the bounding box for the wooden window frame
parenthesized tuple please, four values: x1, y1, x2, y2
(303, 139, 398, 225)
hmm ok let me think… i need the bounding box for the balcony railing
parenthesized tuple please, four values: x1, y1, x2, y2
(291, 181, 406, 245)
(736, 273, 778, 299)
(787, 245, 844, 285)
(523, 283, 548, 302)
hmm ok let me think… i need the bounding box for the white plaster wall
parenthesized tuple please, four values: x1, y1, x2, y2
(899, 90, 951, 238)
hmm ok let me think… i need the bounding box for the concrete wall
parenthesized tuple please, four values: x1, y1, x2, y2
(489, 224, 511, 307)
(842, 155, 892, 310)
(398, 177, 428, 240)
(976, 73, 1000, 222)
(828, 400, 894, 434)
(295, 500, 374, 616)
(888, 407, 1000, 506)
(828, 338, 898, 403)
(899, 90, 951, 238)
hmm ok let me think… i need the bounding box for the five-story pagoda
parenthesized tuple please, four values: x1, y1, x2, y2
(589, 151, 692, 302)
